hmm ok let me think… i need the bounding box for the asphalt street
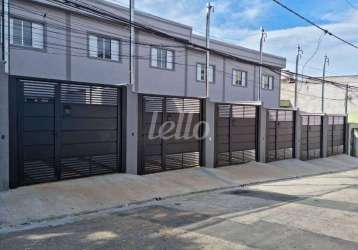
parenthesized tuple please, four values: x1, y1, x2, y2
(1, 169, 358, 249)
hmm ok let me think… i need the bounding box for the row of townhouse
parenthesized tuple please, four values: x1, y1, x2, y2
(0, 0, 286, 190)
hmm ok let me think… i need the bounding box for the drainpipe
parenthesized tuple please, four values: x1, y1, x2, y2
(2, 0, 9, 73)
(129, 0, 135, 92)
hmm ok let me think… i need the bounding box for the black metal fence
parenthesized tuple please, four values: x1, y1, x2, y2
(327, 116, 346, 156)
(10, 77, 125, 187)
(266, 109, 296, 162)
(9, 78, 350, 187)
(301, 115, 323, 161)
(138, 95, 204, 174)
(215, 104, 258, 167)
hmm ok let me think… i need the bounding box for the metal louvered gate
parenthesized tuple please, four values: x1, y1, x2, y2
(215, 104, 258, 167)
(266, 109, 296, 162)
(139, 95, 203, 174)
(301, 115, 323, 160)
(10, 78, 124, 187)
(327, 116, 346, 156)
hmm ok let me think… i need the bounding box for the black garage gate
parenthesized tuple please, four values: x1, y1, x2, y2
(327, 115, 346, 156)
(10, 78, 125, 188)
(215, 104, 258, 167)
(266, 109, 296, 162)
(301, 114, 323, 161)
(138, 95, 204, 174)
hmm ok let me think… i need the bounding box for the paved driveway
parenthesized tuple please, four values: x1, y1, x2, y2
(1, 169, 358, 249)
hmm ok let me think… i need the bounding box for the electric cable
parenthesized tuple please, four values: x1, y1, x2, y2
(271, 0, 358, 50)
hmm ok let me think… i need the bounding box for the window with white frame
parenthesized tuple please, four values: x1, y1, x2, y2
(232, 69, 247, 87)
(88, 34, 120, 61)
(262, 75, 274, 90)
(196, 63, 214, 83)
(10, 17, 44, 49)
(150, 47, 174, 70)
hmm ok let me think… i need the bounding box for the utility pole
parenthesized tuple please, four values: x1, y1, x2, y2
(322, 55, 329, 113)
(345, 84, 349, 115)
(129, 0, 135, 91)
(205, 1, 214, 98)
(258, 27, 267, 102)
(294, 44, 303, 108)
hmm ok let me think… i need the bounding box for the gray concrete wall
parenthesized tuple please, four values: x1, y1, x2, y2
(136, 31, 187, 96)
(10, 0, 285, 105)
(346, 120, 350, 155)
(10, 0, 67, 79)
(281, 78, 347, 114)
(0, 70, 9, 190)
(70, 14, 130, 85)
(224, 59, 256, 103)
(125, 88, 138, 174)
(186, 49, 224, 100)
(258, 67, 281, 108)
(191, 35, 286, 69)
(10, 0, 130, 85)
(258, 107, 267, 162)
(295, 110, 302, 160)
(322, 115, 329, 158)
(204, 100, 215, 168)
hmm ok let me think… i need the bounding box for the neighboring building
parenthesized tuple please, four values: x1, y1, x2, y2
(281, 74, 358, 115)
(0, 0, 286, 190)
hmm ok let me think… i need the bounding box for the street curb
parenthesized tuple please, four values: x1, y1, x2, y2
(0, 166, 357, 235)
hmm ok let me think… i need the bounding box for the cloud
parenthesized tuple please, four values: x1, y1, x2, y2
(106, 0, 358, 76)
(232, 0, 271, 22)
(237, 10, 358, 76)
(107, 0, 209, 34)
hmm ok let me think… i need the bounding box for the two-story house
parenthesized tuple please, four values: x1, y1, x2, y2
(0, 0, 286, 189)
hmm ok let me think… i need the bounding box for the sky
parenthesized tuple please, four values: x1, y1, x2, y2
(107, 0, 358, 77)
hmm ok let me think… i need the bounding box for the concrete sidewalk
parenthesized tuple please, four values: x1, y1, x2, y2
(1, 155, 358, 230)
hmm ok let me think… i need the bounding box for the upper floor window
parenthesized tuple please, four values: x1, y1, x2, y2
(262, 75, 274, 90)
(10, 17, 44, 49)
(150, 47, 174, 70)
(232, 69, 247, 87)
(89, 34, 120, 61)
(196, 63, 214, 83)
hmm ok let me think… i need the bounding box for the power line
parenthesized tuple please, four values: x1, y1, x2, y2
(9, 41, 357, 102)
(286, 57, 342, 77)
(6, 4, 279, 82)
(9, 3, 187, 49)
(11, 1, 358, 98)
(344, 0, 358, 9)
(46, 0, 284, 71)
(281, 88, 346, 101)
(301, 32, 326, 76)
(280, 70, 358, 96)
(271, 0, 358, 50)
(281, 70, 358, 93)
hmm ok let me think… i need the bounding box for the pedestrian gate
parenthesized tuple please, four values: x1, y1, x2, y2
(139, 95, 203, 174)
(301, 115, 323, 160)
(266, 109, 295, 162)
(215, 104, 258, 167)
(327, 116, 346, 156)
(10, 79, 124, 187)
